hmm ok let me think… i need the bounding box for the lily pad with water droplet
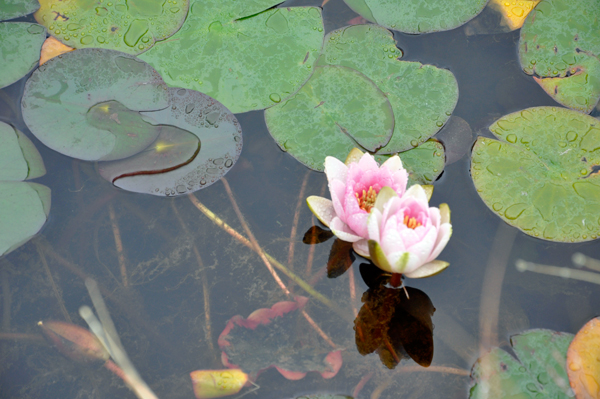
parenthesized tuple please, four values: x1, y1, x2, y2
(471, 106, 600, 242)
(0, 0, 39, 21)
(376, 140, 445, 187)
(139, 3, 324, 113)
(566, 317, 600, 399)
(469, 329, 573, 398)
(21, 48, 169, 161)
(34, 0, 189, 55)
(519, 0, 600, 113)
(317, 25, 458, 154)
(99, 88, 242, 196)
(265, 65, 395, 170)
(0, 122, 45, 181)
(0, 22, 46, 89)
(343, 0, 488, 33)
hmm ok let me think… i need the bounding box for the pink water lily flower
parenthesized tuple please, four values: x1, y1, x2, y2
(367, 185, 452, 278)
(307, 149, 408, 257)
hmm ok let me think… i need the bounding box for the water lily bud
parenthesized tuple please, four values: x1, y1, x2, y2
(38, 320, 109, 363)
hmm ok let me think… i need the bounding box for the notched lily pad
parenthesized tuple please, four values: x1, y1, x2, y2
(0, 22, 46, 89)
(469, 329, 573, 398)
(140, 3, 324, 113)
(472, 107, 600, 242)
(34, 0, 189, 55)
(343, 0, 489, 33)
(0, 121, 46, 181)
(519, 0, 600, 113)
(21, 48, 169, 161)
(218, 297, 342, 381)
(99, 88, 242, 196)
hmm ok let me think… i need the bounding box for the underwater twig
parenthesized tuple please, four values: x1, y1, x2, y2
(288, 170, 311, 272)
(305, 181, 327, 277)
(171, 202, 214, 354)
(352, 372, 373, 398)
(572, 252, 600, 273)
(1, 266, 11, 331)
(34, 242, 72, 323)
(348, 266, 358, 317)
(108, 203, 128, 287)
(478, 223, 517, 352)
(516, 260, 600, 285)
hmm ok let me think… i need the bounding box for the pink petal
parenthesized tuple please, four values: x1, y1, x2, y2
(352, 239, 369, 257)
(356, 152, 379, 171)
(346, 211, 369, 238)
(329, 179, 347, 221)
(324, 156, 348, 183)
(367, 210, 382, 242)
(380, 225, 407, 255)
(428, 207, 441, 229)
(403, 184, 428, 203)
(426, 223, 452, 263)
(330, 217, 362, 242)
(405, 226, 437, 264)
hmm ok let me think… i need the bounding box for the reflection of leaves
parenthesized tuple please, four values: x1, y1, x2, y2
(327, 239, 354, 279)
(302, 225, 334, 245)
(354, 283, 435, 369)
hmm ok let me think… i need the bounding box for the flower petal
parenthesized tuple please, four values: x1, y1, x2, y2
(330, 217, 362, 242)
(404, 260, 450, 278)
(367, 209, 382, 242)
(357, 152, 379, 171)
(344, 148, 364, 165)
(426, 223, 452, 263)
(306, 196, 335, 227)
(368, 239, 393, 273)
(324, 156, 348, 183)
(373, 186, 398, 213)
(403, 184, 428, 203)
(329, 179, 347, 221)
(352, 239, 369, 258)
(346, 211, 369, 238)
(381, 155, 403, 171)
(439, 203, 451, 224)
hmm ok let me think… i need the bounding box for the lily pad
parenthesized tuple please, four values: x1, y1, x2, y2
(292, 396, 353, 399)
(376, 139, 445, 186)
(519, 0, 600, 113)
(469, 329, 573, 398)
(0, 122, 45, 181)
(317, 25, 458, 154)
(218, 297, 342, 381)
(265, 65, 395, 170)
(21, 48, 169, 161)
(140, 3, 324, 113)
(0, 182, 50, 257)
(0, 0, 39, 21)
(34, 0, 189, 55)
(471, 106, 600, 242)
(567, 317, 600, 398)
(0, 22, 46, 89)
(343, 0, 489, 33)
(99, 88, 242, 196)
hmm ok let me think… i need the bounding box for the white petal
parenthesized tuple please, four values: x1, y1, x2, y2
(367, 210, 382, 241)
(404, 260, 450, 278)
(330, 217, 362, 242)
(344, 148, 364, 165)
(352, 239, 369, 258)
(405, 227, 437, 263)
(381, 155, 403, 172)
(428, 206, 441, 229)
(324, 156, 348, 183)
(403, 184, 428, 203)
(426, 224, 452, 262)
(306, 196, 335, 227)
(329, 179, 347, 221)
(439, 203, 451, 224)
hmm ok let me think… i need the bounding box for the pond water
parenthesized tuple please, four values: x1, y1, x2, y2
(1, 0, 600, 398)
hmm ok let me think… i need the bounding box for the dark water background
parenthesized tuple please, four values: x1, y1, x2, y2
(1, 0, 600, 398)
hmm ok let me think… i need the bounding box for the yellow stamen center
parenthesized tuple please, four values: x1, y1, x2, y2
(403, 215, 422, 229)
(355, 186, 377, 212)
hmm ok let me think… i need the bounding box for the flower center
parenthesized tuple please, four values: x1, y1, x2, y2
(403, 215, 422, 229)
(355, 186, 377, 212)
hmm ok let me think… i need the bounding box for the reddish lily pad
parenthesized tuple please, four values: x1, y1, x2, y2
(218, 297, 342, 380)
(566, 317, 600, 398)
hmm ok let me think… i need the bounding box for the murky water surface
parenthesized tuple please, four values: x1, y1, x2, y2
(1, 0, 600, 398)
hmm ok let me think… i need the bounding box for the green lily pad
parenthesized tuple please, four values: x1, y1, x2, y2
(471, 106, 600, 242)
(0, 182, 50, 257)
(265, 65, 395, 170)
(469, 329, 573, 398)
(34, 0, 189, 55)
(317, 25, 458, 154)
(519, 0, 600, 113)
(343, 0, 489, 33)
(0, 0, 40, 21)
(377, 140, 445, 186)
(0, 22, 46, 89)
(99, 88, 243, 196)
(139, 3, 324, 113)
(21, 48, 169, 161)
(0, 122, 45, 181)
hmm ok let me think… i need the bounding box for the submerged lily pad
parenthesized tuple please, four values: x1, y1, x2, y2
(140, 3, 324, 113)
(0, 122, 45, 181)
(0, 22, 46, 89)
(0, 0, 39, 21)
(22, 48, 169, 161)
(265, 65, 394, 170)
(519, 0, 600, 113)
(343, 0, 488, 33)
(471, 107, 600, 242)
(469, 329, 573, 398)
(218, 297, 342, 381)
(34, 0, 189, 55)
(99, 88, 242, 196)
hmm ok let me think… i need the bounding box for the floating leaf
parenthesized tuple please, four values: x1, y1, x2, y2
(519, 0, 600, 113)
(265, 65, 395, 170)
(0, 0, 39, 22)
(0, 181, 50, 257)
(354, 285, 435, 369)
(471, 107, 600, 242)
(99, 88, 242, 196)
(34, 0, 189, 55)
(39, 320, 109, 364)
(140, 3, 324, 113)
(39, 36, 73, 65)
(343, 0, 488, 33)
(0, 121, 45, 181)
(22, 48, 169, 161)
(377, 140, 446, 186)
(469, 329, 574, 398)
(218, 297, 342, 380)
(0, 22, 46, 89)
(488, 0, 541, 31)
(317, 25, 458, 153)
(567, 317, 600, 398)
(190, 369, 248, 399)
